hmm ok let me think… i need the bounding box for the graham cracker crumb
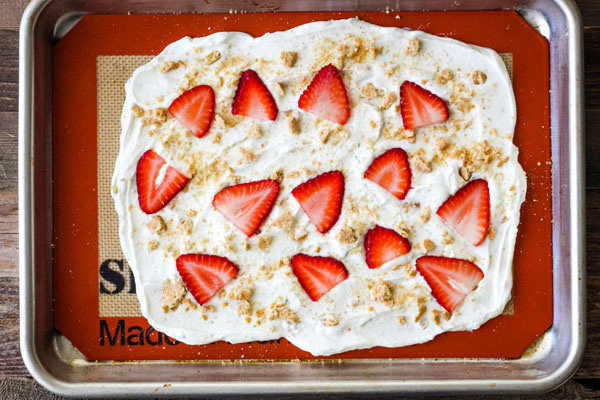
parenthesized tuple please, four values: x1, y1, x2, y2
(397, 225, 410, 239)
(112, 186, 119, 194)
(293, 230, 308, 241)
(423, 239, 436, 252)
(337, 226, 357, 243)
(162, 305, 169, 313)
(148, 240, 159, 251)
(360, 83, 377, 99)
(131, 104, 145, 118)
(272, 81, 285, 97)
(287, 116, 301, 135)
(405, 37, 420, 56)
(269, 169, 285, 183)
(459, 166, 472, 181)
(153, 108, 168, 123)
(415, 298, 427, 322)
(147, 215, 167, 234)
(247, 123, 261, 139)
(258, 235, 272, 251)
(272, 212, 293, 230)
(432, 309, 442, 325)
(279, 307, 299, 323)
(398, 316, 407, 324)
(237, 300, 251, 316)
(442, 231, 455, 245)
(473, 70, 487, 84)
(420, 207, 431, 223)
(373, 281, 394, 302)
(181, 298, 197, 311)
(230, 287, 253, 301)
(239, 147, 257, 163)
(319, 128, 333, 143)
(213, 113, 226, 128)
(280, 51, 297, 67)
(435, 137, 449, 151)
(160, 60, 181, 73)
(444, 311, 451, 320)
(488, 227, 496, 240)
(267, 309, 279, 320)
(180, 219, 193, 235)
(205, 50, 222, 65)
(203, 304, 216, 313)
(323, 314, 339, 326)
(414, 157, 432, 173)
(380, 91, 397, 109)
(186, 209, 198, 217)
(437, 69, 453, 84)
(162, 280, 187, 310)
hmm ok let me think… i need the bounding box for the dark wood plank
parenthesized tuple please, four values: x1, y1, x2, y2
(0, 29, 17, 113)
(0, 112, 17, 191)
(0, 277, 25, 377)
(0, 189, 17, 277)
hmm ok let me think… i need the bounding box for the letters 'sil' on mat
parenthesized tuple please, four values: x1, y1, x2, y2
(52, 11, 552, 361)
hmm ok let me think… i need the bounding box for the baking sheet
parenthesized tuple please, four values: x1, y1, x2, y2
(52, 10, 552, 361)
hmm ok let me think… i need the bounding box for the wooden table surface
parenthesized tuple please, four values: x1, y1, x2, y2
(0, 1, 599, 398)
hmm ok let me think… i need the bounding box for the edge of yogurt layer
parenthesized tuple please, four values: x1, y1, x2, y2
(111, 18, 527, 356)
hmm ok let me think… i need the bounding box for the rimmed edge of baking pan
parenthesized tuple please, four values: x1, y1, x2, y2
(19, 0, 585, 396)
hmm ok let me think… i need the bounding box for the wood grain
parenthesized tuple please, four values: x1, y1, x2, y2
(0, 0, 599, 397)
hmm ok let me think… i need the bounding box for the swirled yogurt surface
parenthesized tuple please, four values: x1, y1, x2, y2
(111, 18, 526, 356)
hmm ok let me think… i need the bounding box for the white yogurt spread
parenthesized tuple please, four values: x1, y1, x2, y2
(112, 19, 526, 356)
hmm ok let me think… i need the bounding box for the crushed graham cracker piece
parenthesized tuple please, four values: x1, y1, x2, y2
(360, 83, 378, 99)
(267, 308, 279, 320)
(162, 280, 187, 310)
(230, 287, 253, 301)
(435, 137, 449, 151)
(287, 115, 301, 135)
(269, 169, 284, 183)
(423, 239, 436, 252)
(237, 300, 251, 316)
(373, 281, 394, 302)
(162, 305, 169, 313)
(213, 113, 226, 128)
(186, 209, 198, 217)
(319, 128, 333, 143)
(147, 215, 167, 234)
(205, 50, 221, 65)
(413, 157, 432, 173)
(337, 226, 357, 243)
(280, 51, 297, 67)
(415, 298, 427, 322)
(432, 309, 442, 325)
(181, 298, 197, 311)
(272, 212, 293, 230)
(160, 60, 181, 73)
(488, 227, 496, 240)
(148, 240, 159, 251)
(441, 231, 455, 245)
(472, 70, 487, 84)
(397, 225, 410, 238)
(180, 219, 193, 235)
(293, 230, 308, 241)
(239, 147, 257, 163)
(258, 235, 272, 251)
(153, 108, 168, 123)
(204, 304, 217, 313)
(323, 314, 339, 326)
(405, 37, 420, 56)
(212, 132, 222, 144)
(279, 307, 299, 323)
(272, 81, 285, 97)
(380, 91, 397, 109)
(437, 69, 453, 84)
(398, 316, 407, 324)
(131, 104, 145, 118)
(247, 123, 261, 139)
(420, 207, 431, 223)
(112, 186, 119, 194)
(459, 166, 472, 181)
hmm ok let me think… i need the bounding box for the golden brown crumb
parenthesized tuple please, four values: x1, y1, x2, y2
(380, 92, 397, 109)
(272, 81, 285, 97)
(319, 128, 333, 143)
(473, 70, 487, 84)
(397, 225, 410, 238)
(420, 207, 431, 223)
(162, 280, 187, 310)
(488, 227, 496, 240)
(186, 209, 198, 217)
(160, 60, 180, 73)
(398, 316, 407, 324)
(373, 281, 394, 302)
(405, 37, 420, 56)
(331, 56, 344, 70)
(280, 51, 297, 67)
(203, 304, 216, 313)
(337, 226, 357, 243)
(162, 305, 169, 313)
(237, 300, 251, 316)
(293, 230, 308, 241)
(269, 169, 284, 183)
(272, 212, 294, 230)
(441, 231, 455, 245)
(459, 166, 472, 181)
(153, 108, 168, 123)
(360, 83, 377, 99)
(267, 309, 279, 320)
(181, 298, 197, 311)
(239, 147, 257, 163)
(180, 219, 193, 235)
(287, 115, 301, 135)
(413, 157, 432, 173)
(230, 287, 253, 301)
(415, 298, 427, 322)
(437, 69, 453, 84)
(131, 104, 145, 118)
(423, 239, 436, 252)
(148, 240, 159, 251)
(258, 235, 272, 251)
(147, 215, 166, 234)
(435, 137, 449, 151)
(213, 113, 226, 128)
(205, 50, 221, 65)
(278, 307, 299, 323)
(432, 309, 442, 325)
(247, 123, 261, 139)
(323, 314, 339, 326)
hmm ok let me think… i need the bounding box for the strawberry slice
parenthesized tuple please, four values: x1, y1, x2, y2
(364, 225, 411, 269)
(436, 179, 490, 246)
(212, 179, 280, 237)
(400, 81, 449, 130)
(168, 85, 215, 138)
(298, 64, 350, 125)
(291, 170, 344, 234)
(291, 253, 348, 301)
(176, 254, 239, 305)
(136, 149, 189, 214)
(364, 148, 412, 200)
(231, 69, 278, 121)
(415, 256, 484, 312)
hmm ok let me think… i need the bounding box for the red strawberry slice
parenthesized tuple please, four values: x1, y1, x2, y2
(298, 64, 350, 125)
(176, 254, 239, 305)
(231, 69, 278, 121)
(400, 81, 449, 130)
(168, 85, 215, 138)
(364, 225, 411, 269)
(212, 180, 280, 237)
(136, 149, 189, 214)
(364, 148, 412, 200)
(436, 179, 490, 246)
(415, 256, 484, 312)
(291, 253, 348, 301)
(291, 170, 344, 234)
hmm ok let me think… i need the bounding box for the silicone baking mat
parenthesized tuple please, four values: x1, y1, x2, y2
(53, 11, 552, 361)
